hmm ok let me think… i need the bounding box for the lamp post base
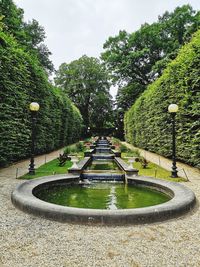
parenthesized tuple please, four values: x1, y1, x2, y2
(28, 168, 35, 175)
(171, 165, 178, 178)
(29, 160, 35, 175)
(171, 171, 178, 178)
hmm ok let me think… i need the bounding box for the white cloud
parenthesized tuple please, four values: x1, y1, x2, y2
(13, 0, 200, 97)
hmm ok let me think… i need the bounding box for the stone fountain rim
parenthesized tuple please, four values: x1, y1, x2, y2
(11, 174, 196, 225)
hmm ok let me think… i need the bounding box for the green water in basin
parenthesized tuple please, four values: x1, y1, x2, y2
(86, 160, 120, 171)
(35, 182, 170, 209)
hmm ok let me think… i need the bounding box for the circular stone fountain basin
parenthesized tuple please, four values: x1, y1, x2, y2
(34, 182, 170, 209)
(11, 174, 196, 225)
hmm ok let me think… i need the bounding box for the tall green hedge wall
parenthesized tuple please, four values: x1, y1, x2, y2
(0, 32, 83, 167)
(124, 30, 200, 168)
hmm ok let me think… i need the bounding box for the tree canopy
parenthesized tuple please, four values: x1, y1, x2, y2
(55, 55, 113, 131)
(0, 0, 54, 74)
(102, 5, 200, 113)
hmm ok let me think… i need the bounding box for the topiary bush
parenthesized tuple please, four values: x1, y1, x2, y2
(0, 32, 83, 167)
(124, 30, 200, 168)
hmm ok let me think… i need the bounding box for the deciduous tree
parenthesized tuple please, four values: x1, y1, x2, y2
(55, 55, 113, 130)
(0, 0, 54, 73)
(102, 5, 200, 113)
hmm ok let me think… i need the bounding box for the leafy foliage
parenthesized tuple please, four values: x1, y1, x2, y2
(57, 153, 71, 167)
(124, 30, 200, 167)
(63, 141, 85, 156)
(0, 32, 83, 167)
(135, 157, 149, 169)
(0, 0, 54, 73)
(55, 55, 113, 130)
(102, 5, 200, 114)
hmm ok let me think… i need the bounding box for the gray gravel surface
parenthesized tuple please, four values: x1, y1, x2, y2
(0, 148, 200, 267)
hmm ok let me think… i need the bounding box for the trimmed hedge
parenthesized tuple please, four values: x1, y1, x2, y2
(0, 32, 83, 167)
(124, 30, 200, 168)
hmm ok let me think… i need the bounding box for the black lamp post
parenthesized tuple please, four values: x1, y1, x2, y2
(29, 102, 40, 175)
(168, 103, 178, 178)
(115, 127, 118, 137)
(87, 126, 90, 136)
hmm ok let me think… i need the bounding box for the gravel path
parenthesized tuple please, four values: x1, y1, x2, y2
(0, 146, 200, 267)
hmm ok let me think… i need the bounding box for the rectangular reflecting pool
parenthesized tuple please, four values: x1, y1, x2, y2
(86, 159, 120, 171)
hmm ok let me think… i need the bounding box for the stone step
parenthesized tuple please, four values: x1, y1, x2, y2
(81, 172, 124, 181)
(95, 148, 111, 153)
(92, 154, 114, 160)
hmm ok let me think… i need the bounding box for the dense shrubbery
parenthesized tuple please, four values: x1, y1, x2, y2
(63, 141, 85, 156)
(124, 30, 200, 168)
(0, 32, 83, 167)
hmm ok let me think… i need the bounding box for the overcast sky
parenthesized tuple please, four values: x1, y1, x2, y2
(14, 0, 200, 97)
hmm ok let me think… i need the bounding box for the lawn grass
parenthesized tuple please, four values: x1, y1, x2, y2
(19, 141, 186, 182)
(19, 159, 73, 180)
(121, 151, 140, 158)
(120, 144, 186, 182)
(19, 142, 86, 180)
(132, 161, 186, 182)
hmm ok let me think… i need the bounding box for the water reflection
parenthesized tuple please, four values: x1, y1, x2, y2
(36, 182, 170, 209)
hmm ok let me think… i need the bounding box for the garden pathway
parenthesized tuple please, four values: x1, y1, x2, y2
(123, 142, 200, 181)
(0, 147, 64, 179)
(0, 143, 200, 267)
